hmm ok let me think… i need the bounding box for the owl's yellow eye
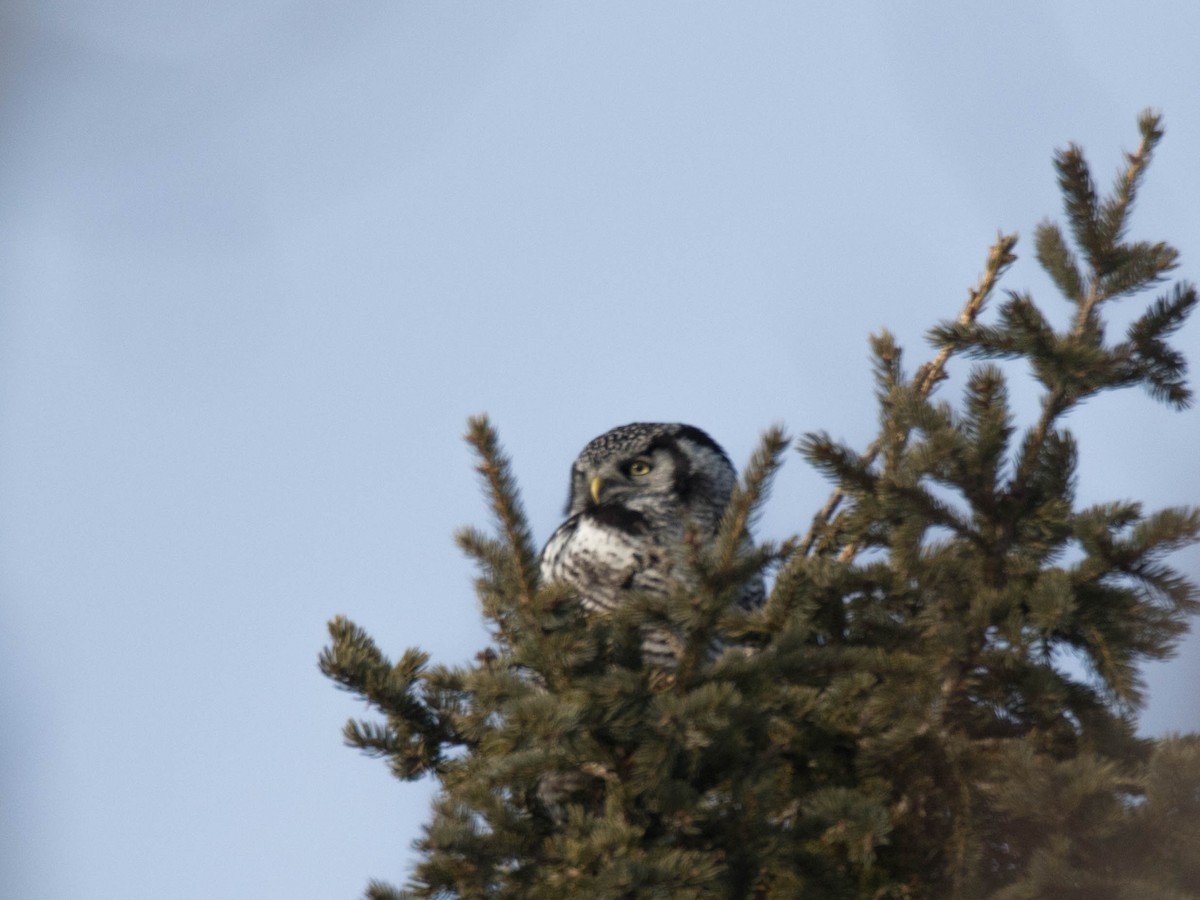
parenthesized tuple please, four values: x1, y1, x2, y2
(628, 460, 652, 476)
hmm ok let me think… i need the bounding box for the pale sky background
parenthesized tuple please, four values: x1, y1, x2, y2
(3, 3, 1199, 897)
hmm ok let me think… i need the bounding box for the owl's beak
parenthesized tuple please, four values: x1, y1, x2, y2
(590, 476, 603, 505)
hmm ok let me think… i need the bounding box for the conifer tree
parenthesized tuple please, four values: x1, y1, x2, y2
(321, 112, 1200, 898)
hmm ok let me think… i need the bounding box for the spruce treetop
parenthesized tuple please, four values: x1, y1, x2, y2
(322, 112, 1199, 899)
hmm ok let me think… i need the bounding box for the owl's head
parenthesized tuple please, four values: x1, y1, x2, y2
(563, 423, 736, 531)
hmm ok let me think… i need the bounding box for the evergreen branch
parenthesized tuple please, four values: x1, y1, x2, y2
(1071, 112, 1164, 331)
(320, 615, 426, 705)
(799, 433, 881, 496)
(959, 365, 1013, 506)
(1055, 142, 1105, 277)
(462, 415, 541, 635)
(715, 426, 789, 570)
(1115, 281, 1198, 408)
(926, 322, 1022, 359)
(454, 526, 507, 570)
(871, 330, 904, 401)
(455, 528, 525, 637)
(365, 880, 407, 900)
(799, 479, 854, 559)
(1128, 281, 1197, 346)
(319, 616, 467, 778)
(1097, 109, 1165, 253)
(1120, 507, 1200, 589)
(674, 428, 794, 681)
(1011, 425, 1077, 529)
(1083, 621, 1144, 708)
(1035, 222, 1084, 304)
(799, 235, 1017, 560)
(918, 234, 1020, 396)
(1099, 241, 1178, 298)
(1061, 505, 1200, 709)
(1013, 116, 1185, 493)
(886, 479, 979, 547)
(1009, 384, 1071, 498)
(999, 293, 1057, 359)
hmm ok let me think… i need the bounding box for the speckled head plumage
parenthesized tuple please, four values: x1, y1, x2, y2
(561, 423, 736, 532)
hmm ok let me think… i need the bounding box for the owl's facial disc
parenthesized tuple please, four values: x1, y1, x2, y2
(584, 448, 676, 511)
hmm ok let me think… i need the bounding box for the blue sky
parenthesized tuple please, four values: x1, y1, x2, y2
(3, 3, 1198, 896)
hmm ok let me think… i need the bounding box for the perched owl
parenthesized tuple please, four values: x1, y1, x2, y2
(539, 422, 763, 669)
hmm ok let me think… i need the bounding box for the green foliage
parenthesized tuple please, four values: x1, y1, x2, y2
(321, 113, 1200, 898)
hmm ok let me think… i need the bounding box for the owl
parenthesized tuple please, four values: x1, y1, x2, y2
(539, 422, 763, 669)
